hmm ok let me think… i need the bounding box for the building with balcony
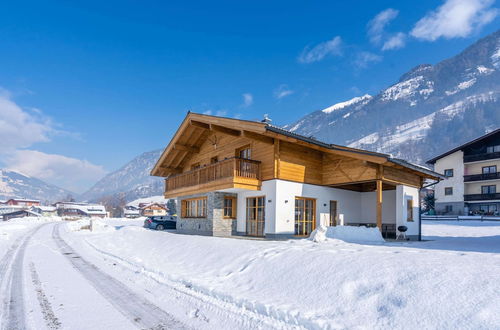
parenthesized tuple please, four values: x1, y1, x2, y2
(152, 113, 442, 239)
(427, 128, 500, 215)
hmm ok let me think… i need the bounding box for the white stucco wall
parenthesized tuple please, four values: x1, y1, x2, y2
(434, 150, 464, 203)
(360, 190, 396, 224)
(396, 185, 420, 237)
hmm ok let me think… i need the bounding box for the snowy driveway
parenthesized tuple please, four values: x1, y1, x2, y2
(0, 219, 499, 330)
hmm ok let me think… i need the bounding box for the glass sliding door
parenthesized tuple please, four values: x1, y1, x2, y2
(295, 197, 316, 236)
(246, 196, 265, 236)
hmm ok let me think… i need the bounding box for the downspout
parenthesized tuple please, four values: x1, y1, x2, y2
(419, 179, 441, 241)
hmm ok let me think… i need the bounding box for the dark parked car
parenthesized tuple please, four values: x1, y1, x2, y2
(144, 216, 177, 230)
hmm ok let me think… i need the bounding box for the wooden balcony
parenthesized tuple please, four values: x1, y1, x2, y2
(164, 157, 261, 198)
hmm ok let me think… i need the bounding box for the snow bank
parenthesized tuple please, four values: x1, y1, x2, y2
(7, 216, 63, 224)
(310, 225, 385, 243)
(66, 218, 115, 233)
(61, 221, 500, 329)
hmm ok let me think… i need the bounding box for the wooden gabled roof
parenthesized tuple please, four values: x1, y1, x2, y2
(151, 112, 443, 181)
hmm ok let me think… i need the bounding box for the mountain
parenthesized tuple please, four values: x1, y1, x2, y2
(286, 29, 500, 164)
(80, 149, 164, 202)
(0, 169, 73, 203)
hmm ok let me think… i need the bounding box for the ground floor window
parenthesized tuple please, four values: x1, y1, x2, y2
(406, 198, 414, 221)
(181, 197, 207, 218)
(329, 200, 337, 226)
(246, 196, 265, 236)
(224, 196, 236, 219)
(295, 197, 316, 236)
(445, 205, 453, 213)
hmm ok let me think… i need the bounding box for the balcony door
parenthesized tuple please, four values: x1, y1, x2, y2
(246, 196, 265, 236)
(295, 197, 316, 236)
(236, 145, 252, 177)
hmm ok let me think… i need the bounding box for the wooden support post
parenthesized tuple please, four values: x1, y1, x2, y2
(376, 179, 383, 230)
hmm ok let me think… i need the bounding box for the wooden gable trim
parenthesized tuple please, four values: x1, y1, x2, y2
(173, 143, 200, 153)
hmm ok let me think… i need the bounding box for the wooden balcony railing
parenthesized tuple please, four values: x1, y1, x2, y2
(165, 157, 261, 192)
(464, 172, 500, 182)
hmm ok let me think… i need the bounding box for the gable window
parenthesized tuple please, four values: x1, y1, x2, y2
(223, 196, 236, 219)
(482, 165, 497, 174)
(237, 145, 252, 159)
(444, 169, 454, 177)
(444, 187, 453, 196)
(210, 156, 218, 164)
(481, 185, 496, 194)
(191, 162, 201, 170)
(181, 197, 207, 218)
(406, 198, 414, 222)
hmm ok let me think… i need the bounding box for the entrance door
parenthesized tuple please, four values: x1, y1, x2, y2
(329, 200, 337, 226)
(295, 197, 316, 236)
(246, 196, 265, 236)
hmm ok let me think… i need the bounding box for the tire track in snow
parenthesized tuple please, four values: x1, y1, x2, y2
(29, 262, 61, 329)
(0, 224, 48, 330)
(52, 223, 188, 330)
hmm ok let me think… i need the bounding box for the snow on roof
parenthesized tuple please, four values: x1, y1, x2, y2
(32, 205, 57, 211)
(7, 198, 40, 202)
(140, 203, 167, 210)
(127, 195, 169, 208)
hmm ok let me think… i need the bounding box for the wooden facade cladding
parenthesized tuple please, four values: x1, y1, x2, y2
(152, 113, 441, 198)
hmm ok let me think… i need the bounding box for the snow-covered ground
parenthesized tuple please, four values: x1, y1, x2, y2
(0, 218, 499, 329)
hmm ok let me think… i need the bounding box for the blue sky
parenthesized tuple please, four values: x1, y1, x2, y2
(0, 0, 498, 192)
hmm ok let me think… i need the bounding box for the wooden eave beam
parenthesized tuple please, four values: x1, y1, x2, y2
(190, 120, 210, 129)
(243, 130, 274, 144)
(173, 143, 200, 153)
(211, 124, 241, 136)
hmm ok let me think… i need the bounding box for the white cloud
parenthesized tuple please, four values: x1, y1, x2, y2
(0, 89, 105, 193)
(368, 9, 399, 45)
(298, 36, 342, 63)
(274, 85, 294, 99)
(353, 52, 383, 69)
(382, 32, 407, 50)
(6, 150, 106, 193)
(202, 110, 212, 115)
(242, 93, 253, 107)
(411, 0, 498, 41)
(0, 93, 53, 153)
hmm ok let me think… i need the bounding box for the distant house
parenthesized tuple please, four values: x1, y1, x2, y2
(123, 205, 141, 218)
(30, 205, 58, 217)
(55, 202, 107, 218)
(2, 209, 39, 221)
(427, 128, 500, 216)
(140, 203, 168, 217)
(6, 199, 40, 207)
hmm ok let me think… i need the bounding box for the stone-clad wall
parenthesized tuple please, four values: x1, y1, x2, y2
(176, 192, 237, 236)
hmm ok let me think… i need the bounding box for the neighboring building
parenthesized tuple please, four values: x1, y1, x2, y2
(123, 205, 141, 218)
(151, 113, 442, 240)
(55, 202, 107, 218)
(427, 128, 500, 216)
(2, 209, 39, 221)
(5, 199, 40, 207)
(140, 203, 168, 217)
(30, 205, 58, 217)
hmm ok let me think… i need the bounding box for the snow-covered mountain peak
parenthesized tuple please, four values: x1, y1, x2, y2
(321, 94, 372, 114)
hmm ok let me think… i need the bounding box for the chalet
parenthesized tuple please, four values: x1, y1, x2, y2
(2, 209, 39, 221)
(140, 203, 168, 217)
(123, 205, 141, 218)
(30, 205, 58, 217)
(151, 113, 443, 240)
(55, 202, 107, 218)
(5, 199, 40, 207)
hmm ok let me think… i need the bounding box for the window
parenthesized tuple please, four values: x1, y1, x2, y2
(445, 205, 453, 213)
(482, 165, 497, 174)
(237, 145, 251, 159)
(406, 198, 414, 222)
(295, 197, 316, 236)
(181, 197, 207, 218)
(480, 204, 497, 214)
(210, 156, 218, 164)
(445, 187, 453, 196)
(223, 196, 236, 219)
(444, 169, 454, 177)
(191, 163, 201, 170)
(481, 185, 496, 194)
(486, 145, 500, 153)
